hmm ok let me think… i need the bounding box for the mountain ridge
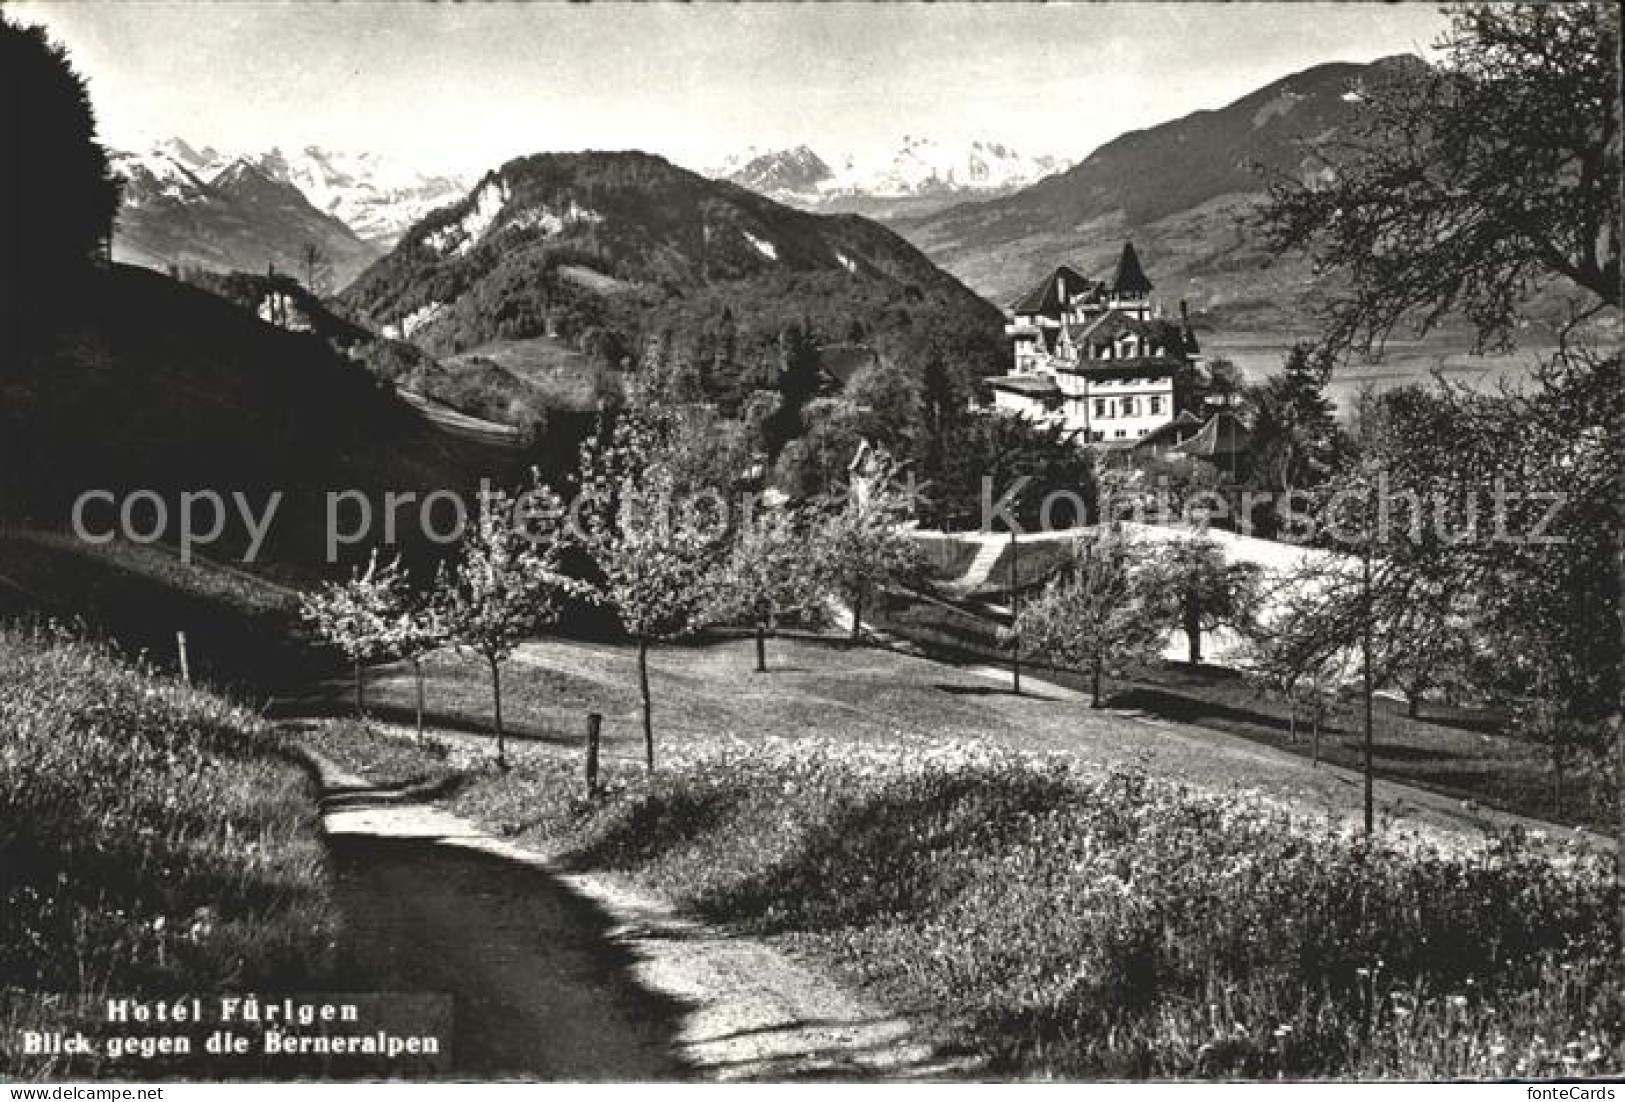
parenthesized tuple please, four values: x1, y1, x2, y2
(108, 139, 472, 287)
(110, 144, 383, 287)
(891, 56, 1428, 327)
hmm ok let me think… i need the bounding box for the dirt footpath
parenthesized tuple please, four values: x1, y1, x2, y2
(309, 751, 970, 1081)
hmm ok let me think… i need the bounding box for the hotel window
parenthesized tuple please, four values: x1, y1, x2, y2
(1114, 429, 1127, 439)
(1121, 397, 1137, 417)
(1149, 395, 1163, 415)
(1094, 399, 1110, 418)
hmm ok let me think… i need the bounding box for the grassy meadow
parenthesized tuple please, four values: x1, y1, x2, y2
(870, 590, 1617, 834)
(304, 706, 1622, 1079)
(0, 622, 338, 1078)
(442, 336, 613, 412)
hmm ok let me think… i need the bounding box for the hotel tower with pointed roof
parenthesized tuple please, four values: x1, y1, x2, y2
(990, 243, 1201, 446)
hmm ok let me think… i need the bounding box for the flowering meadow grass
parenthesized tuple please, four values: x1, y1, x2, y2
(0, 623, 337, 1078)
(309, 719, 1621, 1079)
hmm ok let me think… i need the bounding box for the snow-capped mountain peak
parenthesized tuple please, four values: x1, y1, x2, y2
(241, 145, 471, 246)
(108, 140, 388, 286)
(211, 156, 269, 185)
(152, 137, 221, 174)
(717, 137, 1070, 208)
(115, 138, 471, 248)
(725, 145, 835, 198)
(830, 136, 1068, 197)
(210, 158, 316, 211)
(108, 147, 214, 207)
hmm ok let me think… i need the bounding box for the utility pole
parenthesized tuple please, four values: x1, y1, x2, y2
(585, 712, 602, 799)
(1009, 525, 1021, 694)
(1362, 485, 1375, 838)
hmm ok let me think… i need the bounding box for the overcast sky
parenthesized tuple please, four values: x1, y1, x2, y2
(14, 1, 1451, 175)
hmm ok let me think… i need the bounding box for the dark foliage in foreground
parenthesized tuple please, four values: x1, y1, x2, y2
(1257, 3, 1619, 356)
(0, 13, 120, 341)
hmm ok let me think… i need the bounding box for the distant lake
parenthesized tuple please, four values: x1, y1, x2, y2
(1211, 332, 1548, 420)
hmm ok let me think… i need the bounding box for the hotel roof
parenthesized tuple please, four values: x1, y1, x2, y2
(1009, 264, 1090, 316)
(987, 374, 1063, 397)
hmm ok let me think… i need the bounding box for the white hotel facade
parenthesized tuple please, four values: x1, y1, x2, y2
(988, 243, 1201, 444)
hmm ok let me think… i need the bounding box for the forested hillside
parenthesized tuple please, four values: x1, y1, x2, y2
(341, 151, 1008, 407)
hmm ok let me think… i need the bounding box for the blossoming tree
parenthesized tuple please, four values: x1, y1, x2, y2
(440, 479, 582, 768)
(707, 506, 825, 672)
(299, 549, 406, 719)
(1012, 526, 1165, 708)
(816, 449, 927, 644)
(577, 411, 723, 771)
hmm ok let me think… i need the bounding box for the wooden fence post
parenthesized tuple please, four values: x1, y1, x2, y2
(585, 712, 602, 798)
(176, 630, 191, 685)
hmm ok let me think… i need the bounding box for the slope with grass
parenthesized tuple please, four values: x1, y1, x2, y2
(890, 524, 1613, 831)
(442, 335, 613, 412)
(0, 623, 340, 1078)
(300, 632, 1621, 1079)
(0, 264, 518, 571)
(289, 633, 1608, 850)
(884, 591, 1614, 834)
(0, 525, 318, 690)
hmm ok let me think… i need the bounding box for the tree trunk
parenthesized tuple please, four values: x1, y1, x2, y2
(1311, 700, 1322, 767)
(638, 636, 654, 772)
(585, 712, 602, 799)
(488, 656, 506, 769)
(849, 584, 864, 645)
(354, 659, 365, 719)
(1009, 530, 1021, 694)
(1362, 543, 1375, 838)
(1287, 701, 1297, 745)
(1090, 654, 1103, 709)
(755, 622, 768, 673)
(1407, 690, 1421, 720)
(413, 656, 425, 740)
(1185, 593, 1202, 666)
(1551, 743, 1564, 810)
